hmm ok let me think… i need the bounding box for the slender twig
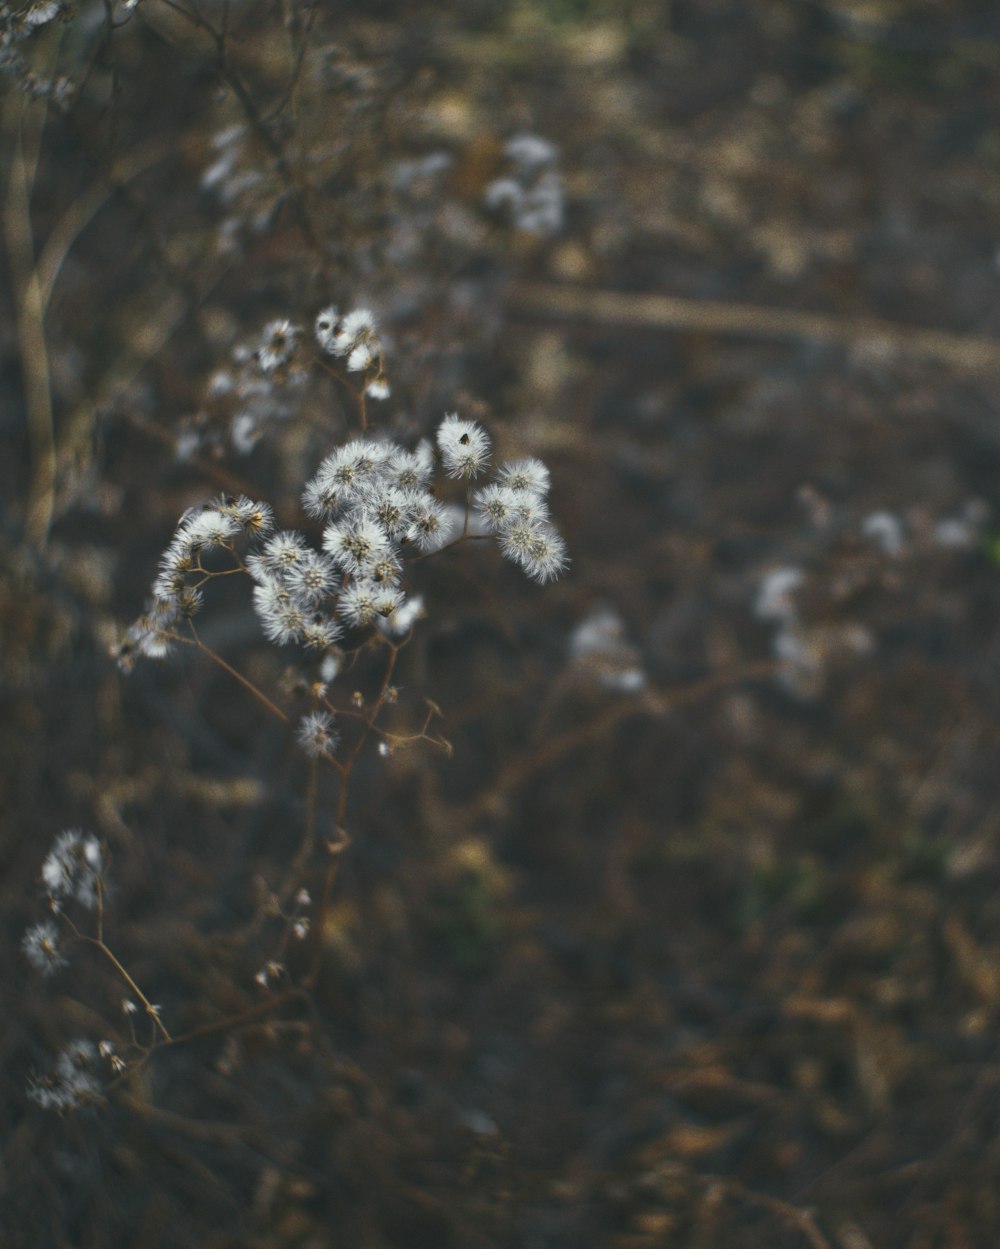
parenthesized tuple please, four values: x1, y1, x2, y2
(73, 933, 172, 1042)
(511, 282, 1000, 373)
(186, 626, 290, 724)
(4, 56, 57, 548)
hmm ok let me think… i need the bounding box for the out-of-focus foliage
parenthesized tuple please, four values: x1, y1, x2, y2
(5, 1, 1000, 1246)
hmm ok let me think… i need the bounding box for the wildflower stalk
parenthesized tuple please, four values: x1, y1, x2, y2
(186, 626, 290, 725)
(60, 906, 172, 1044)
(85, 938, 172, 1043)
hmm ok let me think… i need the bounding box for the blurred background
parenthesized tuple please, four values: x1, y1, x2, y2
(4, 1, 1000, 1245)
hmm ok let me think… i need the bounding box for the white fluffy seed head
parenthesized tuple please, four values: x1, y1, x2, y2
(223, 496, 275, 538)
(261, 530, 309, 573)
(497, 457, 550, 497)
(301, 615, 342, 650)
(406, 494, 449, 551)
(475, 483, 546, 533)
(436, 414, 491, 479)
(285, 551, 339, 604)
(500, 520, 569, 583)
(181, 509, 240, 549)
(41, 830, 104, 911)
(337, 580, 385, 627)
(257, 319, 299, 373)
(22, 921, 66, 977)
(389, 446, 433, 491)
(322, 514, 390, 575)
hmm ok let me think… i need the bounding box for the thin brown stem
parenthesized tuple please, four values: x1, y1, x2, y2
(80, 936, 172, 1042)
(187, 626, 290, 724)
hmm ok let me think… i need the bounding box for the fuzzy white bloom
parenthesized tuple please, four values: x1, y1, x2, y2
(500, 519, 569, 584)
(42, 830, 104, 911)
(257, 595, 307, 646)
(333, 308, 377, 353)
(475, 484, 548, 533)
(231, 411, 264, 456)
(505, 133, 559, 170)
(303, 452, 361, 517)
(389, 443, 434, 491)
(301, 615, 342, 650)
(115, 597, 181, 669)
(285, 550, 339, 604)
(485, 135, 564, 234)
(436, 414, 491, 479)
(297, 710, 338, 759)
(173, 587, 203, 620)
(22, 920, 66, 976)
(474, 483, 517, 533)
(337, 579, 382, 628)
(221, 496, 275, 538)
(755, 567, 802, 624)
(323, 514, 390, 575)
(260, 530, 309, 574)
(368, 550, 402, 587)
(570, 605, 646, 694)
(208, 369, 234, 398)
(484, 178, 521, 211)
(153, 535, 196, 600)
(378, 593, 425, 639)
(256, 319, 299, 373)
(405, 493, 451, 551)
(251, 578, 288, 616)
(347, 343, 374, 373)
(317, 307, 383, 372)
(862, 511, 905, 557)
(181, 509, 240, 549)
(371, 584, 405, 617)
(28, 1039, 103, 1113)
(365, 377, 391, 401)
(361, 484, 412, 539)
(497, 457, 550, 497)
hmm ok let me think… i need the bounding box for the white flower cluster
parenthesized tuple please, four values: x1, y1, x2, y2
(184, 306, 395, 459)
(123, 415, 566, 676)
(117, 495, 275, 669)
(122, 341, 568, 758)
(41, 828, 104, 912)
(314, 306, 390, 400)
(27, 1039, 103, 1113)
(184, 321, 309, 458)
(485, 134, 565, 236)
(473, 454, 568, 583)
(569, 604, 646, 693)
(755, 565, 871, 698)
(200, 124, 276, 254)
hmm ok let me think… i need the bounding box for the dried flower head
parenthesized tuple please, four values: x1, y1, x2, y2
(42, 829, 104, 912)
(437, 414, 491, 479)
(28, 1039, 103, 1113)
(297, 710, 338, 759)
(22, 920, 67, 976)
